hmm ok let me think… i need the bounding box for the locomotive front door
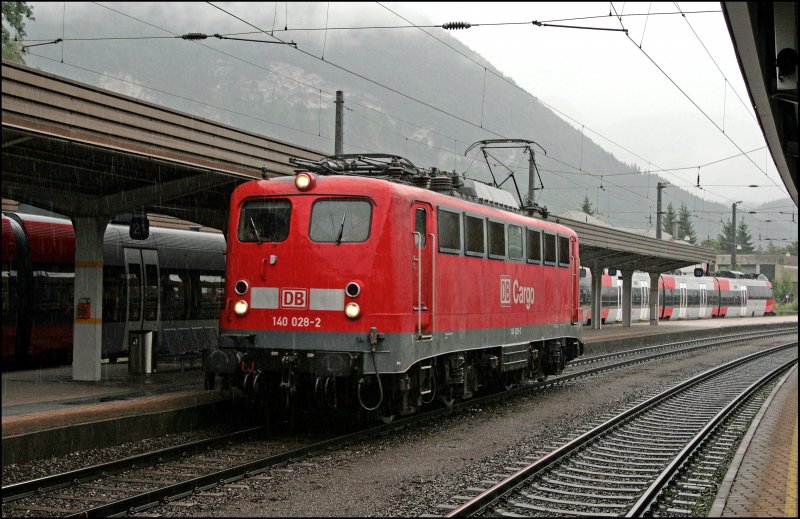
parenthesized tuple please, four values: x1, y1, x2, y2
(412, 202, 433, 338)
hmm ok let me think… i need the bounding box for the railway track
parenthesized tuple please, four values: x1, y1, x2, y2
(440, 341, 797, 517)
(3, 327, 794, 517)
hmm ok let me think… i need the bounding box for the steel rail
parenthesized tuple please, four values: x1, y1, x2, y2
(625, 358, 797, 517)
(444, 341, 797, 517)
(1, 427, 265, 503)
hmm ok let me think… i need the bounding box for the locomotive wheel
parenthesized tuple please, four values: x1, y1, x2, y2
(381, 413, 395, 424)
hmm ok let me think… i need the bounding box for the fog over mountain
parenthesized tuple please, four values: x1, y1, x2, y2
(20, 2, 796, 248)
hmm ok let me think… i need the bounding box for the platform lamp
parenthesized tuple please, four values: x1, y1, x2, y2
(732, 201, 743, 270)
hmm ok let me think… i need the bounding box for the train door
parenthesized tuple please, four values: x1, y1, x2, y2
(699, 284, 707, 318)
(678, 282, 688, 319)
(412, 203, 433, 338)
(639, 281, 650, 321)
(123, 248, 160, 353)
(740, 286, 748, 316)
(570, 237, 579, 324)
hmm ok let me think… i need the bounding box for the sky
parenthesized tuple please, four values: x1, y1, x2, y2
(14, 1, 796, 226)
(394, 2, 791, 211)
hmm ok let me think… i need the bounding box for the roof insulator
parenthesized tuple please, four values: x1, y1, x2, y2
(442, 21, 471, 30)
(181, 33, 208, 40)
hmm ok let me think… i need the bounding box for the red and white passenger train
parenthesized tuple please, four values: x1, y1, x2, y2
(579, 267, 774, 324)
(2, 212, 225, 367)
(207, 155, 585, 420)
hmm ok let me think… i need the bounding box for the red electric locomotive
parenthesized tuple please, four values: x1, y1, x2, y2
(207, 154, 584, 420)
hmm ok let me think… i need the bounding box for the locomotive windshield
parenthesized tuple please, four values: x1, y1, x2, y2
(238, 199, 291, 243)
(310, 199, 371, 243)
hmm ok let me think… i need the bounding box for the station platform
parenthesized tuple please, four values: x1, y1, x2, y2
(710, 364, 798, 517)
(2, 316, 797, 475)
(2, 358, 223, 465)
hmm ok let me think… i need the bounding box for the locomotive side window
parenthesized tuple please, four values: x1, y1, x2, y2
(488, 220, 505, 259)
(238, 199, 291, 243)
(558, 235, 570, 267)
(508, 225, 523, 261)
(437, 209, 461, 253)
(310, 199, 371, 243)
(464, 214, 485, 257)
(543, 232, 557, 265)
(526, 229, 542, 264)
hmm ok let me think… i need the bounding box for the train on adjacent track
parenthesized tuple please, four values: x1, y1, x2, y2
(1, 211, 226, 367)
(206, 154, 585, 421)
(578, 267, 775, 325)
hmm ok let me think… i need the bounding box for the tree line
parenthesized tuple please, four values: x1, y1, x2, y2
(580, 195, 797, 256)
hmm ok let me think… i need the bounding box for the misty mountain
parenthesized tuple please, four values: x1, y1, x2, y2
(19, 2, 795, 248)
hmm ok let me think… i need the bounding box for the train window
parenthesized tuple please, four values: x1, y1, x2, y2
(464, 214, 485, 257)
(508, 225, 523, 261)
(415, 208, 426, 248)
(31, 266, 74, 325)
(488, 220, 505, 259)
(103, 265, 127, 323)
(310, 199, 371, 243)
(128, 262, 142, 322)
(144, 263, 159, 321)
(543, 232, 557, 265)
(198, 274, 224, 320)
(160, 270, 191, 322)
(558, 235, 570, 267)
(526, 229, 542, 264)
(1, 260, 17, 322)
(239, 199, 291, 243)
(437, 209, 461, 253)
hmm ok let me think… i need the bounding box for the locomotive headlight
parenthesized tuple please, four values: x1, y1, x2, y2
(234, 299, 249, 316)
(294, 172, 315, 191)
(344, 302, 361, 319)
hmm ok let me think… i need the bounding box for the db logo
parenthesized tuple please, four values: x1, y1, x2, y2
(500, 276, 511, 307)
(280, 288, 308, 309)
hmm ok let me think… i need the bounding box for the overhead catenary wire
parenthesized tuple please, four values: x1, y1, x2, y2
(23, 3, 792, 231)
(609, 3, 787, 196)
(27, 2, 774, 208)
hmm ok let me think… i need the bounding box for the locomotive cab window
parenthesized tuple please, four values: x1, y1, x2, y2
(310, 199, 371, 243)
(464, 214, 485, 257)
(239, 199, 291, 243)
(543, 232, 557, 266)
(558, 235, 570, 267)
(488, 220, 505, 259)
(526, 228, 542, 264)
(508, 225, 523, 261)
(438, 208, 461, 254)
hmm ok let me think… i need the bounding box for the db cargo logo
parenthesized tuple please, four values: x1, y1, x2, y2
(500, 276, 535, 310)
(500, 276, 512, 307)
(280, 288, 308, 309)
